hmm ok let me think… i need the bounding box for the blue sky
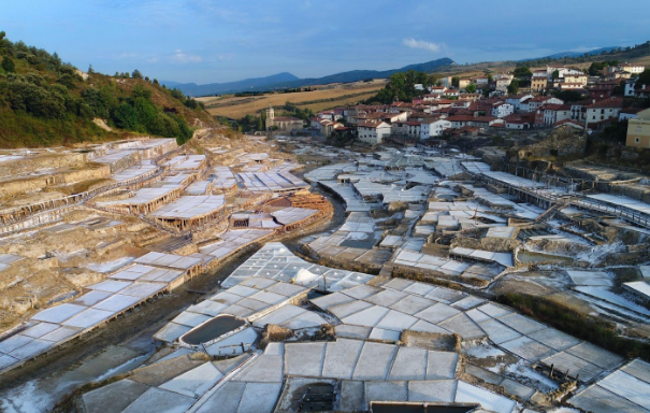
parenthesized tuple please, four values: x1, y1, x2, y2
(1, 1, 647, 84)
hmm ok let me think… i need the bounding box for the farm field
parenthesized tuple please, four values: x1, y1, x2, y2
(202, 80, 386, 118)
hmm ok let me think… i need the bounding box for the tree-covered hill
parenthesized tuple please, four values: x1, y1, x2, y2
(0, 31, 218, 148)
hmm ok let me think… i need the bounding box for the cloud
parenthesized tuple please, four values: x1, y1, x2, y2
(170, 49, 202, 63)
(402, 38, 446, 53)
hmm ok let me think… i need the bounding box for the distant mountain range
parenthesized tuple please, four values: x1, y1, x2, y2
(172, 58, 455, 97)
(166, 45, 636, 97)
(520, 46, 619, 61)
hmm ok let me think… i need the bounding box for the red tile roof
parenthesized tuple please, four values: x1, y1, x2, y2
(585, 98, 624, 109)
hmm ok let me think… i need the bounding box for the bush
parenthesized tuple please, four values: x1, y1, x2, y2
(1, 57, 15, 73)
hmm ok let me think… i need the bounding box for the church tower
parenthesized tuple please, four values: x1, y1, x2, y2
(265, 106, 274, 130)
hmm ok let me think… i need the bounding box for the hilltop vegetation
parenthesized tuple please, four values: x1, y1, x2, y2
(364, 70, 439, 104)
(0, 31, 217, 148)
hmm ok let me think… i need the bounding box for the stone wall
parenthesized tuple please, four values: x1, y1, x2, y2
(513, 127, 587, 160)
(0, 152, 87, 178)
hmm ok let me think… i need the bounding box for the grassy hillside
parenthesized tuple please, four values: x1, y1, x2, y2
(0, 31, 218, 148)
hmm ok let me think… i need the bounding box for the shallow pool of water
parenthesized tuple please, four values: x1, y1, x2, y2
(181, 315, 245, 345)
(517, 251, 574, 264)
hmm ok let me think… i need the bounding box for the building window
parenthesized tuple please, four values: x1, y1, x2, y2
(635, 137, 640, 143)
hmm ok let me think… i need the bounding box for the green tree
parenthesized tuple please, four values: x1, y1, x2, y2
(513, 67, 532, 78)
(507, 79, 520, 95)
(465, 84, 477, 93)
(1, 57, 15, 73)
(487, 74, 494, 83)
(451, 76, 460, 87)
(132, 97, 157, 127)
(112, 103, 138, 129)
(131, 83, 152, 99)
(132, 69, 143, 79)
(170, 88, 185, 101)
(554, 90, 582, 102)
(552, 70, 560, 79)
(635, 68, 650, 90)
(426, 74, 439, 87)
(57, 73, 76, 90)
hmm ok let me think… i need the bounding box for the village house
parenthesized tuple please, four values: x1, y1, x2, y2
(542, 104, 572, 127)
(389, 102, 414, 115)
(319, 119, 344, 137)
(624, 78, 637, 97)
(444, 89, 461, 98)
(438, 76, 451, 87)
(636, 85, 650, 99)
(559, 83, 586, 90)
(458, 92, 482, 101)
(424, 90, 446, 100)
(585, 97, 624, 126)
(446, 115, 501, 129)
(491, 102, 514, 118)
(458, 79, 471, 89)
(318, 110, 343, 121)
(626, 107, 650, 148)
(531, 70, 548, 92)
(504, 113, 532, 129)
(619, 107, 644, 122)
(553, 119, 585, 130)
(357, 121, 391, 145)
(589, 82, 618, 100)
(476, 77, 489, 86)
(562, 73, 588, 86)
(607, 63, 645, 76)
(391, 120, 421, 138)
(451, 100, 471, 109)
(495, 74, 514, 92)
(505, 94, 534, 111)
(524, 96, 564, 113)
(419, 117, 452, 139)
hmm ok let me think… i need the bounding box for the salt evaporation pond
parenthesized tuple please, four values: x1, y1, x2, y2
(517, 251, 574, 265)
(180, 315, 245, 345)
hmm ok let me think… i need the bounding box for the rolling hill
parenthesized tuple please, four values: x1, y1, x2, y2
(176, 58, 455, 97)
(0, 32, 218, 148)
(174, 72, 300, 97)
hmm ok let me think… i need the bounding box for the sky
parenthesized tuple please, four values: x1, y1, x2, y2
(1, 0, 648, 85)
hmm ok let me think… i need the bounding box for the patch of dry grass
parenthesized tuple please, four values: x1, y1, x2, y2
(206, 81, 385, 118)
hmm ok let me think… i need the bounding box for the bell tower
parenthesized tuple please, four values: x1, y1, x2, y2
(265, 106, 274, 130)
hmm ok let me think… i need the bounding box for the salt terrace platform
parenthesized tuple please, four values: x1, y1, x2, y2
(75, 241, 650, 413)
(237, 171, 309, 194)
(149, 195, 226, 230)
(97, 185, 184, 214)
(0, 251, 204, 375)
(162, 154, 207, 171)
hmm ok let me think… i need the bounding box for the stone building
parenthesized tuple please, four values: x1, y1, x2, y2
(265, 106, 304, 132)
